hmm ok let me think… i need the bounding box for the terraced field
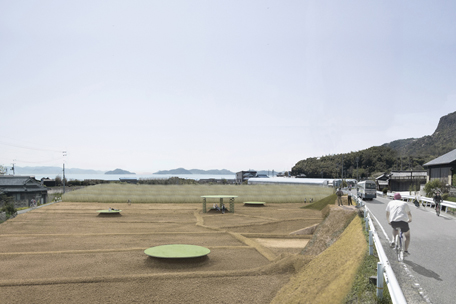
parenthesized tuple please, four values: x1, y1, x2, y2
(0, 202, 322, 303)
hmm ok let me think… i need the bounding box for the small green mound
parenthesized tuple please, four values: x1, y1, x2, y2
(301, 193, 336, 211)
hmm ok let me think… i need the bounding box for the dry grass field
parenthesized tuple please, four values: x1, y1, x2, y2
(0, 197, 362, 304)
(62, 183, 334, 204)
(0, 188, 365, 303)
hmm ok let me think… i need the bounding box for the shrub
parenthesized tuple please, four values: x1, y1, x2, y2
(423, 179, 446, 197)
(445, 196, 456, 203)
(0, 194, 17, 217)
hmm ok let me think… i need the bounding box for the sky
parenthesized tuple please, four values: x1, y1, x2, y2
(1, 0, 456, 174)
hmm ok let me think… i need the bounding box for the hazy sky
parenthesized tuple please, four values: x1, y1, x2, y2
(1, 1, 455, 173)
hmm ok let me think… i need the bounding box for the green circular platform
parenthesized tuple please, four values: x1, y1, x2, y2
(144, 244, 210, 259)
(243, 202, 266, 206)
(97, 209, 122, 214)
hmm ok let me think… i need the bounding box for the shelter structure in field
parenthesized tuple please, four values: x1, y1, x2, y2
(423, 148, 456, 186)
(0, 175, 48, 208)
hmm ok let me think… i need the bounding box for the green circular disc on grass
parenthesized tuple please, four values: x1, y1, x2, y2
(97, 209, 122, 213)
(144, 244, 210, 259)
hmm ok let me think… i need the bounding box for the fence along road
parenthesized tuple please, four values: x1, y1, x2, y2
(361, 201, 406, 304)
(361, 192, 456, 304)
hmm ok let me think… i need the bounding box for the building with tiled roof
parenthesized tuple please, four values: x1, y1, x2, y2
(0, 175, 48, 208)
(376, 171, 427, 192)
(423, 148, 456, 186)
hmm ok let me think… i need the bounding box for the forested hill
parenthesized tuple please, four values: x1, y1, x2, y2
(291, 111, 456, 179)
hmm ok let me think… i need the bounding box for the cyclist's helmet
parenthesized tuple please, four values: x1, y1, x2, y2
(394, 193, 401, 200)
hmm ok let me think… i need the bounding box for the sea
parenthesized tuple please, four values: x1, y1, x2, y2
(23, 173, 237, 181)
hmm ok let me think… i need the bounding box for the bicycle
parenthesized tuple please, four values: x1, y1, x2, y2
(435, 201, 441, 216)
(394, 228, 404, 262)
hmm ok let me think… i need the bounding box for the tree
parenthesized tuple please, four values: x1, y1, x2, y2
(55, 175, 62, 186)
(0, 165, 7, 175)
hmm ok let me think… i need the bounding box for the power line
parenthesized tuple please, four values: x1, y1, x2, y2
(12, 157, 65, 164)
(0, 141, 62, 153)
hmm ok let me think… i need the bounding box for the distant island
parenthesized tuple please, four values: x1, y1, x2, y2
(105, 168, 135, 175)
(154, 168, 234, 175)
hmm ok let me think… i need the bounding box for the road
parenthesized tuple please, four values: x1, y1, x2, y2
(362, 194, 456, 304)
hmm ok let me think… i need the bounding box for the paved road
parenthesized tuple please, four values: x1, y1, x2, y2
(362, 194, 456, 304)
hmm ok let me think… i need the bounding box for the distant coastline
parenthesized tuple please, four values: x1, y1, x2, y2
(13, 173, 236, 182)
(154, 168, 234, 175)
(13, 166, 277, 177)
(13, 166, 235, 175)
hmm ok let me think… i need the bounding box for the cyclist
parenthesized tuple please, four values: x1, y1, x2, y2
(433, 190, 442, 216)
(386, 193, 412, 255)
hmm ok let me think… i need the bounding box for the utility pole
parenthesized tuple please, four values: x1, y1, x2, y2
(410, 158, 413, 194)
(356, 157, 359, 181)
(62, 163, 66, 194)
(341, 155, 344, 180)
(63, 151, 67, 194)
(11, 162, 15, 175)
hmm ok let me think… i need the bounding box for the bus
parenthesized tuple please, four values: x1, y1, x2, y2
(357, 180, 377, 200)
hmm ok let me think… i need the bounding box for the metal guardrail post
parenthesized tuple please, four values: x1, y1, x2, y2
(377, 262, 384, 298)
(369, 230, 373, 255)
(366, 210, 407, 304)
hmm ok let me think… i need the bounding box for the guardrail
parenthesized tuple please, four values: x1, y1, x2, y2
(356, 196, 407, 304)
(377, 191, 456, 213)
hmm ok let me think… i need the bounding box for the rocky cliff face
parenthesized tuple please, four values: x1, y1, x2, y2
(385, 111, 456, 159)
(434, 110, 456, 136)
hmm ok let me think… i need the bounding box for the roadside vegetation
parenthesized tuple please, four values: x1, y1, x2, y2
(301, 193, 393, 303)
(0, 194, 17, 223)
(423, 179, 446, 197)
(345, 217, 392, 303)
(301, 193, 337, 211)
(422, 179, 456, 211)
(62, 183, 333, 204)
